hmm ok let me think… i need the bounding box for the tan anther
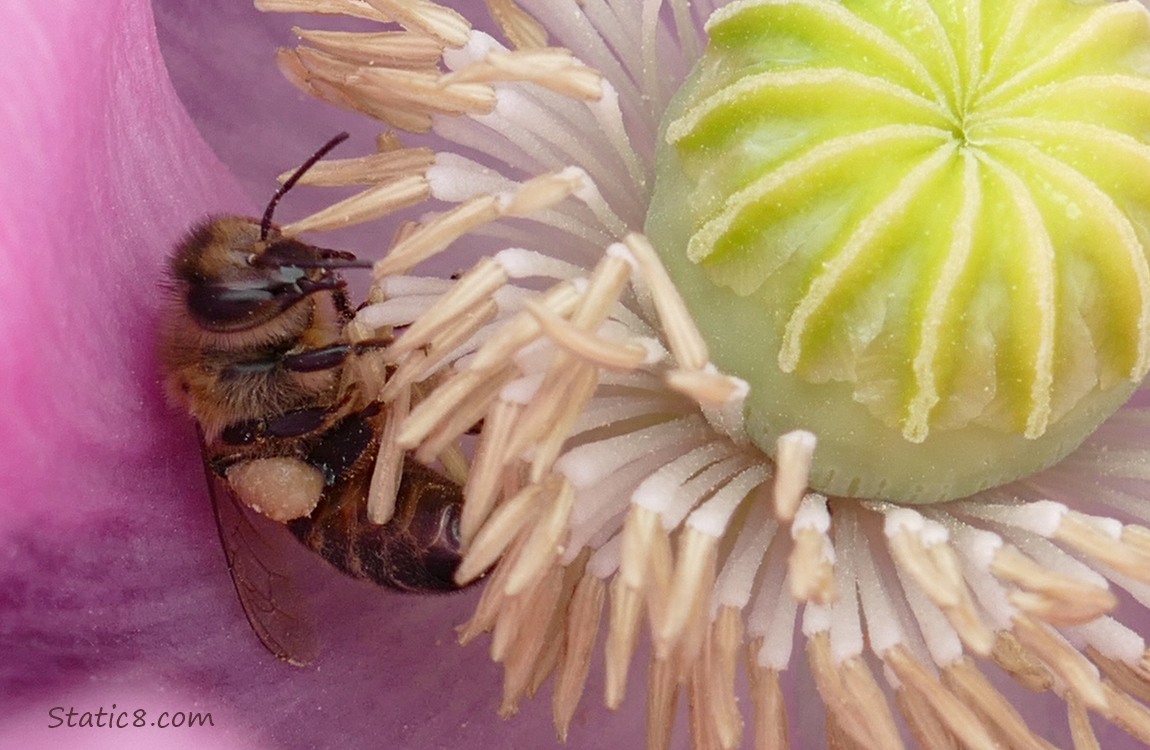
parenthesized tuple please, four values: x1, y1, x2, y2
(503, 476, 575, 596)
(525, 363, 600, 482)
(1066, 691, 1101, 750)
(894, 682, 952, 750)
(298, 46, 496, 116)
(366, 387, 409, 523)
(1088, 646, 1150, 705)
(657, 528, 718, 660)
(446, 49, 604, 100)
(1103, 681, 1150, 745)
(772, 431, 815, 521)
(887, 526, 994, 655)
(621, 506, 661, 591)
(380, 299, 498, 400)
(688, 654, 723, 750)
(469, 282, 581, 370)
(282, 175, 431, 235)
(710, 606, 745, 749)
(415, 368, 508, 464)
(991, 545, 1116, 625)
(361, 0, 470, 47)
(497, 563, 565, 717)
(291, 28, 445, 70)
(455, 482, 542, 585)
(553, 571, 605, 741)
(746, 644, 790, 750)
(624, 234, 709, 370)
(1120, 523, 1150, 558)
(647, 657, 679, 750)
(255, 0, 391, 23)
(605, 575, 644, 710)
(524, 299, 648, 371)
(501, 169, 588, 218)
(462, 400, 523, 545)
(1055, 511, 1150, 585)
(1011, 614, 1109, 712)
(664, 368, 743, 405)
(458, 532, 525, 644)
(942, 658, 1055, 750)
(484, 0, 548, 49)
(884, 645, 998, 750)
(398, 365, 513, 448)
(789, 524, 837, 605)
(807, 633, 903, 750)
(641, 518, 676, 634)
(389, 257, 509, 358)
(375, 195, 502, 277)
(991, 631, 1056, 692)
(278, 146, 436, 186)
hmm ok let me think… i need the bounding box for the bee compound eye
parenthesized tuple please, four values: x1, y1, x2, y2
(226, 457, 324, 522)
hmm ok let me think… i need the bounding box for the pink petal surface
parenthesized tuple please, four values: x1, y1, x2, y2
(0, 1, 647, 748)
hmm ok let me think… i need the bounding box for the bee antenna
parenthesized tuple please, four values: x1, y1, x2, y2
(260, 132, 350, 241)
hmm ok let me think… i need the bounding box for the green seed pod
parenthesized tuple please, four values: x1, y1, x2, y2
(647, 0, 1150, 502)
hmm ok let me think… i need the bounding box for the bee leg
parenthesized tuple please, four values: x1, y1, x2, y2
(280, 344, 353, 373)
(305, 404, 381, 486)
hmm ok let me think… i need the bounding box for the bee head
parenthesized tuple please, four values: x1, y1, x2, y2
(172, 133, 370, 333)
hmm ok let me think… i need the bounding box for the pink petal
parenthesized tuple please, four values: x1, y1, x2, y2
(0, 1, 647, 748)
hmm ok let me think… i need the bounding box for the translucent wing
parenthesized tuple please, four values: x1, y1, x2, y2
(201, 451, 319, 666)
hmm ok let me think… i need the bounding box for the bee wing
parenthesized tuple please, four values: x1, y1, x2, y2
(201, 452, 319, 667)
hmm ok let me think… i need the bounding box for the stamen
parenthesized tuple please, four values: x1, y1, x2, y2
(281, 175, 430, 235)
(461, 399, 523, 544)
(524, 299, 650, 371)
(1011, 614, 1109, 712)
(772, 430, 816, 521)
(624, 234, 709, 369)
(605, 574, 643, 709)
(445, 49, 604, 100)
(647, 657, 679, 750)
(388, 257, 509, 358)
(358, 0, 470, 47)
(484, 0, 548, 50)
(990, 545, 1116, 626)
(552, 570, 604, 740)
(277, 146, 436, 186)
(991, 631, 1056, 692)
(746, 647, 790, 750)
(503, 475, 575, 596)
(789, 494, 837, 604)
(254, 0, 390, 23)
(383, 308, 500, 399)
(884, 645, 999, 750)
(376, 195, 501, 276)
(663, 368, 743, 406)
(455, 482, 542, 585)
(366, 386, 408, 523)
(657, 527, 717, 659)
(1067, 691, 1100, 750)
(497, 563, 566, 716)
(1105, 682, 1150, 745)
(883, 508, 995, 654)
(942, 658, 1050, 750)
(806, 632, 901, 750)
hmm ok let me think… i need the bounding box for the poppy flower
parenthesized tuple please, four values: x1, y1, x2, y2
(261, 0, 1150, 748)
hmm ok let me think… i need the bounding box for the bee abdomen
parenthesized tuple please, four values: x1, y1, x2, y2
(289, 458, 468, 592)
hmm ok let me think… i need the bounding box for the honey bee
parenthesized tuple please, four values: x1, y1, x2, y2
(159, 133, 468, 665)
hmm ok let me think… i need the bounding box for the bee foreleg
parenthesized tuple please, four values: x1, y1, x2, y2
(281, 344, 353, 373)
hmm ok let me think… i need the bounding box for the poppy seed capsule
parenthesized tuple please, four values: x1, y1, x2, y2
(647, 0, 1150, 503)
